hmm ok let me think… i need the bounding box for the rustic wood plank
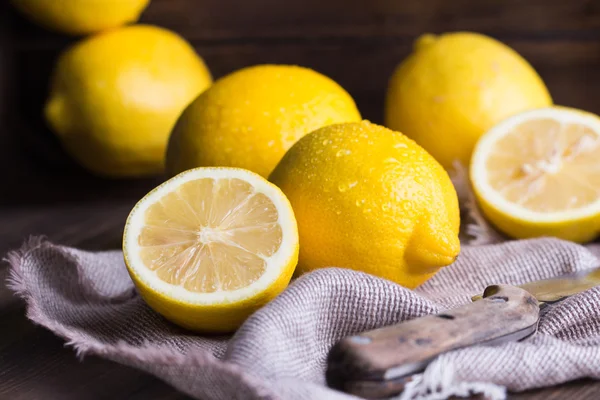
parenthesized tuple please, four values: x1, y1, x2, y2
(0, 305, 191, 400)
(9, 0, 600, 41)
(3, 1, 600, 208)
(513, 381, 600, 399)
(3, 1, 600, 206)
(140, 0, 600, 40)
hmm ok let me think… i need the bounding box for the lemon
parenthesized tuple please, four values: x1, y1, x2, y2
(385, 31, 553, 170)
(269, 120, 460, 289)
(11, 0, 150, 35)
(166, 64, 361, 179)
(45, 25, 212, 178)
(122, 167, 299, 333)
(470, 106, 600, 243)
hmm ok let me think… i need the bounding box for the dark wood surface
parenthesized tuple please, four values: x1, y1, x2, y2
(1, 0, 600, 398)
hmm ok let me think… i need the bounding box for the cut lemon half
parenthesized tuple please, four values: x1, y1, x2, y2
(123, 167, 299, 333)
(470, 106, 600, 243)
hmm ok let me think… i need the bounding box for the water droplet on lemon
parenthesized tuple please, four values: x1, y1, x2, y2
(338, 181, 358, 192)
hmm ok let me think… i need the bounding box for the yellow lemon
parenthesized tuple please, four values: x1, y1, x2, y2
(269, 120, 460, 289)
(45, 25, 212, 178)
(166, 64, 361, 179)
(471, 106, 600, 243)
(123, 167, 299, 333)
(11, 0, 150, 35)
(385, 31, 552, 170)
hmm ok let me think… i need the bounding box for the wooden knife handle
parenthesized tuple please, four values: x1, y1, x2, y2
(326, 284, 540, 399)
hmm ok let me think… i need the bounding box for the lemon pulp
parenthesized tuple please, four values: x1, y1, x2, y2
(486, 119, 600, 212)
(139, 178, 283, 292)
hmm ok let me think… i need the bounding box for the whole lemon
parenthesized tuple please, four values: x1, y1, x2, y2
(11, 0, 150, 35)
(269, 120, 460, 289)
(385, 32, 552, 170)
(45, 25, 212, 177)
(166, 64, 361, 178)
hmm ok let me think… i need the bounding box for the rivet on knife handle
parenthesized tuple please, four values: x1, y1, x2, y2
(325, 284, 540, 399)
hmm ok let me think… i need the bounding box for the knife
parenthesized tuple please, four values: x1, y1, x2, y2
(325, 268, 600, 399)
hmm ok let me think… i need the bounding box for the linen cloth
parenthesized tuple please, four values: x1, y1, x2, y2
(5, 171, 600, 400)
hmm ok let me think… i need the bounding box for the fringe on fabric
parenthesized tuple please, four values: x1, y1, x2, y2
(396, 356, 506, 400)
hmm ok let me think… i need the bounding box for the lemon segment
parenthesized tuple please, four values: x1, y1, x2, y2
(123, 167, 298, 332)
(471, 106, 600, 242)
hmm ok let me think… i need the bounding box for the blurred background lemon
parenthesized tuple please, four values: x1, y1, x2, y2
(385, 32, 553, 171)
(269, 120, 460, 289)
(166, 64, 361, 178)
(11, 0, 150, 35)
(44, 25, 212, 178)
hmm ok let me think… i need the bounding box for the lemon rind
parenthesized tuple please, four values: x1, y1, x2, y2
(123, 167, 298, 305)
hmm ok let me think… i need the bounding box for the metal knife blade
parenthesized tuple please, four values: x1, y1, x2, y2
(325, 267, 600, 399)
(472, 268, 600, 304)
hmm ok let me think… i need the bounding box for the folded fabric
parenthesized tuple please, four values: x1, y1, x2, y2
(6, 234, 600, 400)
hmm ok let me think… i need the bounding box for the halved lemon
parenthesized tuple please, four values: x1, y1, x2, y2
(470, 106, 600, 243)
(123, 167, 299, 333)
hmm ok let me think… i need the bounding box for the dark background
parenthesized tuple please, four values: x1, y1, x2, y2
(2, 0, 600, 207)
(1, 0, 600, 398)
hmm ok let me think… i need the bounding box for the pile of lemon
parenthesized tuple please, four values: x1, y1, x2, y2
(16, 1, 600, 333)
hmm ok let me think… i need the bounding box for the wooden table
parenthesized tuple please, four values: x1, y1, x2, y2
(1, 1, 600, 398)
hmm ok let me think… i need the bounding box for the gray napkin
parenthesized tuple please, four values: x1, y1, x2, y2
(6, 233, 600, 400)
